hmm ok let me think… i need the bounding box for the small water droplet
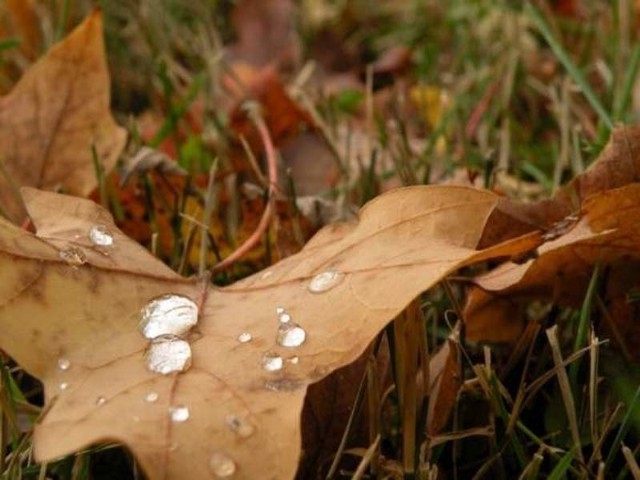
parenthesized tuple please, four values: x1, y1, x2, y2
(275, 306, 285, 315)
(88, 225, 114, 247)
(278, 312, 291, 324)
(145, 335, 192, 375)
(261, 270, 273, 280)
(308, 269, 344, 293)
(145, 392, 159, 403)
(57, 358, 71, 371)
(209, 451, 236, 478)
(58, 247, 87, 266)
(276, 322, 307, 348)
(237, 332, 253, 344)
(139, 294, 199, 339)
(96, 396, 106, 406)
(261, 351, 283, 372)
(225, 414, 255, 438)
(288, 356, 299, 365)
(59, 382, 69, 391)
(169, 405, 190, 422)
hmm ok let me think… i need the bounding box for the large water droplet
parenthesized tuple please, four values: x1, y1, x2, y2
(261, 352, 283, 372)
(145, 392, 159, 403)
(209, 451, 236, 478)
(58, 247, 87, 266)
(237, 332, 253, 344)
(308, 269, 344, 293)
(225, 414, 255, 438)
(139, 294, 199, 339)
(57, 358, 71, 371)
(169, 405, 190, 422)
(276, 322, 306, 348)
(88, 225, 114, 247)
(145, 335, 192, 375)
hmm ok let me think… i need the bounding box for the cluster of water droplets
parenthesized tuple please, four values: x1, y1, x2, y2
(58, 224, 115, 266)
(138, 294, 199, 375)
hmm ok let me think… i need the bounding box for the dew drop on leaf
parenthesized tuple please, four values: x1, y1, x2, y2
(169, 405, 190, 423)
(308, 269, 344, 293)
(88, 224, 114, 247)
(237, 332, 253, 344)
(276, 322, 306, 348)
(224, 414, 255, 438)
(145, 335, 192, 375)
(139, 294, 198, 339)
(145, 392, 159, 403)
(275, 306, 285, 315)
(58, 247, 87, 266)
(96, 396, 106, 406)
(288, 356, 299, 365)
(59, 382, 69, 391)
(261, 352, 283, 372)
(278, 312, 291, 324)
(57, 358, 71, 371)
(209, 451, 236, 478)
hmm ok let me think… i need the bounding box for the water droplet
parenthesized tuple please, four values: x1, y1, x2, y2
(209, 451, 236, 478)
(278, 312, 291, 324)
(139, 294, 199, 339)
(265, 377, 304, 392)
(145, 335, 192, 375)
(275, 306, 285, 315)
(88, 225, 114, 247)
(261, 351, 283, 372)
(288, 356, 299, 365)
(261, 271, 273, 280)
(276, 322, 307, 348)
(59, 382, 69, 391)
(96, 396, 106, 406)
(225, 414, 255, 438)
(57, 358, 71, 371)
(308, 269, 344, 293)
(237, 332, 253, 344)
(145, 392, 159, 403)
(58, 247, 87, 266)
(169, 405, 190, 422)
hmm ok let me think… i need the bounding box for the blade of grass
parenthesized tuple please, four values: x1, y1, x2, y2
(524, 2, 614, 131)
(545, 325, 584, 464)
(621, 445, 640, 480)
(613, 45, 640, 122)
(605, 384, 640, 471)
(547, 448, 575, 480)
(569, 265, 599, 389)
(518, 452, 544, 480)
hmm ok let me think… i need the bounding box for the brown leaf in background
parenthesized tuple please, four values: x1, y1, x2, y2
(0, 10, 127, 222)
(228, 0, 300, 69)
(465, 183, 640, 343)
(0, 185, 533, 479)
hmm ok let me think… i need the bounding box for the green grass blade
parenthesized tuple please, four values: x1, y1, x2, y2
(548, 448, 575, 480)
(524, 2, 614, 131)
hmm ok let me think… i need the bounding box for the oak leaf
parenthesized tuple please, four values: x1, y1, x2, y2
(0, 185, 532, 479)
(0, 10, 127, 222)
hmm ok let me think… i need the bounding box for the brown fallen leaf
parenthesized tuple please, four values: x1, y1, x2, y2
(465, 183, 640, 343)
(476, 125, 640, 249)
(0, 10, 127, 223)
(0, 185, 535, 479)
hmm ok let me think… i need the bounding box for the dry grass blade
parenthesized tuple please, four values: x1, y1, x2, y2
(545, 325, 584, 465)
(622, 445, 640, 480)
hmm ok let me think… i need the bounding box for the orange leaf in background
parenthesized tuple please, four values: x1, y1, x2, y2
(0, 185, 534, 479)
(0, 10, 127, 223)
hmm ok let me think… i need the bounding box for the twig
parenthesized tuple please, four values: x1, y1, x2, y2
(212, 105, 278, 271)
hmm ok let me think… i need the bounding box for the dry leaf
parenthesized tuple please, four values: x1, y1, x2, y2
(465, 183, 640, 343)
(0, 10, 127, 222)
(0, 185, 534, 479)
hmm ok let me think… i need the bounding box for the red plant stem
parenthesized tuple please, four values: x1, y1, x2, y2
(213, 114, 278, 272)
(465, 80, 501, 141)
